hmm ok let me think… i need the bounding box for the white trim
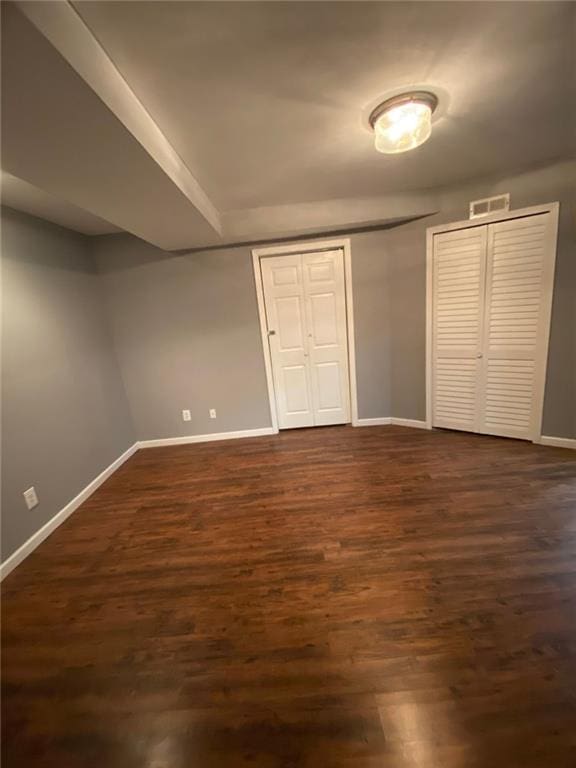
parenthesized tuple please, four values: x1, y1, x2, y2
(426, 202, 559, 237)
(252, 251, 280, 434)
(355, 417, 392, 427)
(531, 205, 559, 442)
(138, 427, 276, 449)
(1, 443, 138, 581)
(539, 436, 576, 450)
(343, 239, 359, 427)
(391, 418, 428, 429)
(251, 238, 359, 428)
(425, 226, 434, 430)
(425, 201, 560, 442)
(355, 417, 428, 429)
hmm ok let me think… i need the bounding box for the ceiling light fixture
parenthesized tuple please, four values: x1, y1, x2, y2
(369, 91, 438, 154)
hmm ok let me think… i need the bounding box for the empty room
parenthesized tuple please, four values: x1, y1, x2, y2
(1, 1, 575, 766)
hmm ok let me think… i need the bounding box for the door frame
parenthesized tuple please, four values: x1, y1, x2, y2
(252, 238, 358, 433)
(425, 201, 560, 441)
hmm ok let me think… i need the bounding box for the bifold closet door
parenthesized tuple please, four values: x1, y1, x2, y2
(260, 250, 350, 429)
(478, 213, 554, 440)
(431, 226, 487, 432)
(432, 212, 555, 441)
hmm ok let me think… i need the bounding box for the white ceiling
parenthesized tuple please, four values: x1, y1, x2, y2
(1, 1, 222, 250)
(2, 1, 574, 250)
(1, 172, 119, 235)
(73, 0, 575, 210)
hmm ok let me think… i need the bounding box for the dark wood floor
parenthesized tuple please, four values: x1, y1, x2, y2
(2, 426, 576, 767)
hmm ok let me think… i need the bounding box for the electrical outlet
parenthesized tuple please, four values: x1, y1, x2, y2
(24, 487, 38, 510)
(182, 409, 191, 422)
(209, 408, 217, 419)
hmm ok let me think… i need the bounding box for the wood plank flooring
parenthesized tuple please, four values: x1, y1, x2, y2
(2, 425, 576, 767)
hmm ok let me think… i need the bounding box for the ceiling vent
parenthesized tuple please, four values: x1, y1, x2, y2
(469, 193, 510, 219)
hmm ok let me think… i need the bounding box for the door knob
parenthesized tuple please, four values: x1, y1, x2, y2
(268, 330, 276, 336)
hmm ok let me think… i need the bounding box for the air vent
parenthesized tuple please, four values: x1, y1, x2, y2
(469, 193, 510, 219)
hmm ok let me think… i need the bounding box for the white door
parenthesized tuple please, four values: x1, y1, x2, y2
(478, 213, 555, 440)
(260, 250, 350, 429)
(261, 254, 314, 429)
(432, 226, 487, 432)
(302, 251, 351, 426)
(432, 212, 556, 441)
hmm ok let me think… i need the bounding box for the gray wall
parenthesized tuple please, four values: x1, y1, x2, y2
(95, 238, 272, 439)
(1, 208, 135, 561)
(3, 161, 571, 563)
(94, 159, 574, 441)
(94, 228, 393, 440)
(386, 160, 576, 436)
(347, 230, 392, 419)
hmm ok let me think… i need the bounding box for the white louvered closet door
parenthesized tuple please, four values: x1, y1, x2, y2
(432, 211, 556, 441)
(478, 213, 555, 440)
(432, 227, 487, 432)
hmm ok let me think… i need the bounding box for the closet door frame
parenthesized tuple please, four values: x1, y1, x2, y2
(252, 238, 358, 433)
(426, 202, 559, 443)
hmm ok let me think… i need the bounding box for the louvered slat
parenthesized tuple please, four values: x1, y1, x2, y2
(432, 227, 485, 431)
(478, 214, 550, 439)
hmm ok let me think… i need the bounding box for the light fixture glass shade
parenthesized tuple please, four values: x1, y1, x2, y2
(374, 100, 432, 154)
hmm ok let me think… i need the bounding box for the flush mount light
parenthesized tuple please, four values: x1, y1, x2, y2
(369, 91, 438, 154)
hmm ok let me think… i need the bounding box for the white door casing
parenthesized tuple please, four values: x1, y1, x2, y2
(260, 249, 350, 429)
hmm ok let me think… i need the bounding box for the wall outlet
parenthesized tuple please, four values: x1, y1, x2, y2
(209, 408, 217, 419)
(24, 487, 39, 510)
(182, 409, 191, 422)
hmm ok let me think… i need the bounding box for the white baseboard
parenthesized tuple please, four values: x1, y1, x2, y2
(2, 428, 275, 578)
(1, 442, 138, 581)
(356, 421, 573, 446)
(138, 426, 276, 449)
(390, 418, 429, 429)
(5, 424, 569, 581)
(354, 417, 392, 427)
(354, 417, 429, 430)
(539, 435, 576, 450)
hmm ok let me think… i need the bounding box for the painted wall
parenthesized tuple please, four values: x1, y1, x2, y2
(95, 238, 272, 439)
(1, 208, 135, 562)
(3, 161, 571, 565)
(95, 228, 393, 439)
(387, 159, 576, 437)
(94, 160, 574, 441)
(347, 229, 392, 420)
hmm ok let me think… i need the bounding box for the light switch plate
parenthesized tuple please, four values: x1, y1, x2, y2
(24, 487, 39, 510)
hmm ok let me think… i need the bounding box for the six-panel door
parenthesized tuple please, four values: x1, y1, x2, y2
(260, 250, 350, 429)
